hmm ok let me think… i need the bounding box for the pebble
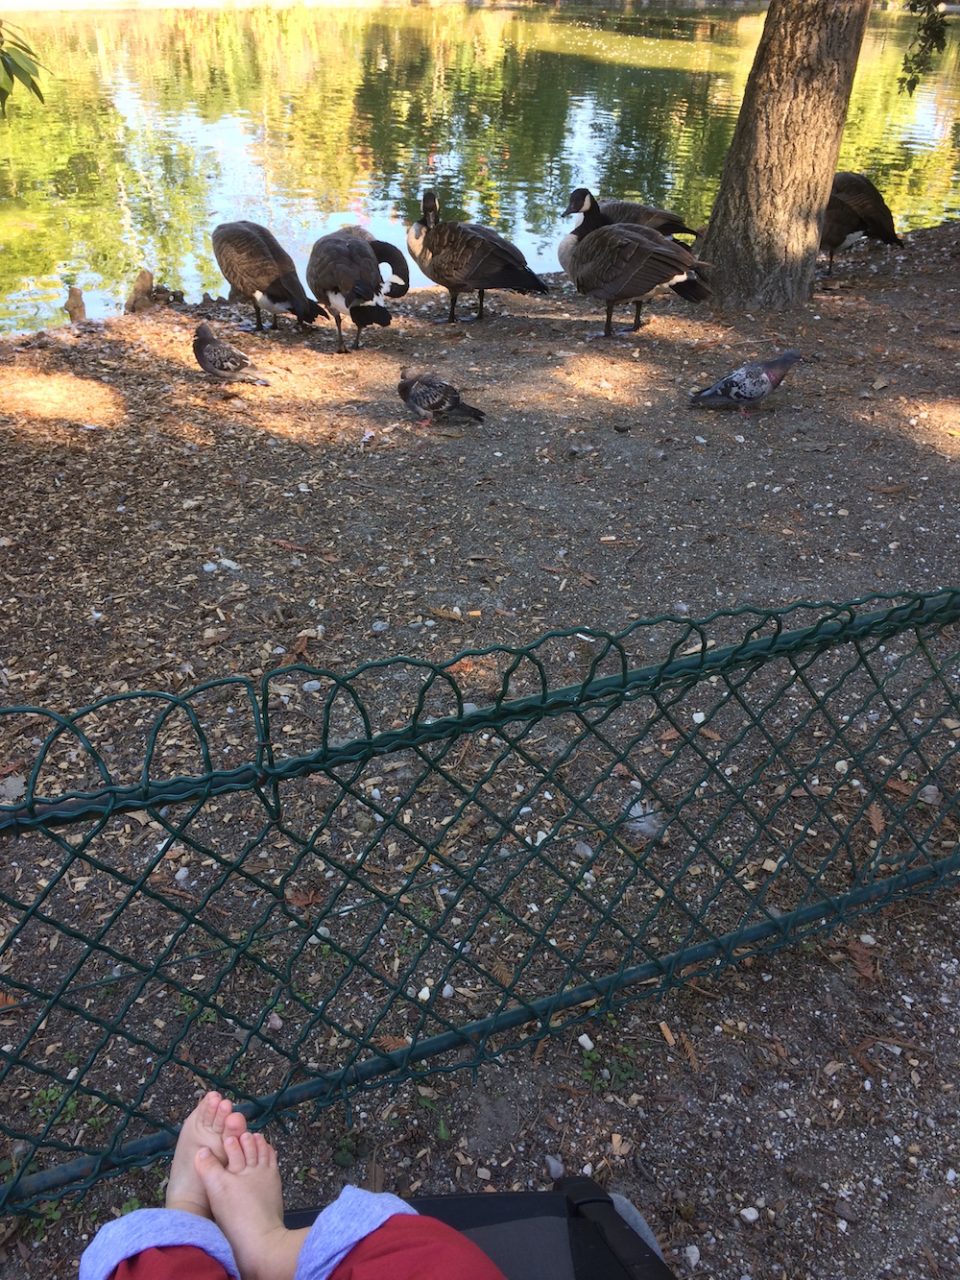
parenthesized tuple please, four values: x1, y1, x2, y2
(578, 1033, 595, 1052)
(918, 784, 941, 805)
(683, 1244, 701, 1269)
(545, 1154, 564, 1180)
(441, 983, 454, 999)
(370, 620, 390, 634)
(739, 1206, 760, 1224)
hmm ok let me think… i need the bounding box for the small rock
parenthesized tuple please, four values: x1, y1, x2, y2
(441, 983, 454, 999)
(917, 784, 941, 806)
(739, 1206, 760, 1224)
(835, 1197, 858, 1223)
(859, 933, 877, 947)
(578, 1033, 595, 1052)
(266, 1011, 283, 1031)
(303, 680, 323, 693)
(545, 1154, 564, 1180)
(683, 1244, 701, 1269)
(417, 985, 431, 1002)
(370, 620, 390, 634)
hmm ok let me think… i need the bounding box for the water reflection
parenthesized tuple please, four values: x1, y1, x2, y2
(0, 2, 957, 330)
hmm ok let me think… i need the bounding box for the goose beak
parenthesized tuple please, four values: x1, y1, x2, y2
(562, 198, 578, 217)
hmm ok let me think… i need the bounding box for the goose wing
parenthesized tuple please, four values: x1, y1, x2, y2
(572, 224, 696, 301)
(599, 200, 695, 237)
(307, 233, 379, 307)
(828, 174, 900, 243)
(424, 222, 529, 289)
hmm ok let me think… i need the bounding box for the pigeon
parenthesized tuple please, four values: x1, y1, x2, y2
(689, 349, 802, 412)
(397, 369, 485, 425)
(193, 323, 270, 384)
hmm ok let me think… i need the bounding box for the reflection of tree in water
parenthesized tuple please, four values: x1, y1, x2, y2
(0, 4, 957, 329)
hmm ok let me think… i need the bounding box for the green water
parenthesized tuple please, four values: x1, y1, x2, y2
(0, 2, 957, 331)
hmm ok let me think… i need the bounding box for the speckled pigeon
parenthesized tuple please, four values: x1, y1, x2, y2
(397, 368, 485, 425)
(689, 349, 802, 412)
(193, 322, 270, 384)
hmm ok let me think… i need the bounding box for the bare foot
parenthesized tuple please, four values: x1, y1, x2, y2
(196, 1131, 308, 1280)
(165, 1091, 248, 1218)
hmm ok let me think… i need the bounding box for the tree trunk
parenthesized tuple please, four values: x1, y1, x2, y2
(701, 0, 872, 311)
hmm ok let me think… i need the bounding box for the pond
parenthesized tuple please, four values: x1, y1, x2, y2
(1, 1, 958, 331)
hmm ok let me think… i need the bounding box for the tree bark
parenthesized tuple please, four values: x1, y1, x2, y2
(701, 0, 872, 311)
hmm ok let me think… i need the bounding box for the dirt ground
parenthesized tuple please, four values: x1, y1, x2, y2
(1, 223, 959, 1278)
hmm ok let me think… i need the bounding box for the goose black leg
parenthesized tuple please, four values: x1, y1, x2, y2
(631, 302, 644, 331)
(333, 314, 347, 354)
(827, 250, 835, 276)
(270, 313, 279, 330)
(604, 303, 614, 338)
(351, 324, 362, 351)
(476, 289, 485, 321)
(253, 302, 264, 331)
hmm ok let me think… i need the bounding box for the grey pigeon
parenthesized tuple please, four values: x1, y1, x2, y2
(689, 349, 802, 412)
(398, 368, 485, 425)
(193, 322, 270, 384)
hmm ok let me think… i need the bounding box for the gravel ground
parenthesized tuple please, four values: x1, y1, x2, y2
(0, 221, 958, 1278)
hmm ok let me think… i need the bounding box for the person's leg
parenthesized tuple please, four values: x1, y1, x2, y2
(608, 1192, 665, 1261)
(196, 1130, 308, 1280)
(165, 1090, 248, 1219)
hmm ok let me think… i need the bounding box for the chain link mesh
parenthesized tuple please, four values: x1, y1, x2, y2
(1, 590, 958, 1213)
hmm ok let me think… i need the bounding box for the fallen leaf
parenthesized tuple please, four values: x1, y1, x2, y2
(285, 888, 323, 909)
(271, 538, 311, 552)
(884, 778, 914, 797)
(866, 801, 885, 836)
(846, 940, 878, 982)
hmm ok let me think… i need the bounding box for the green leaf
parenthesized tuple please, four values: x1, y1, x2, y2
(4, 45, 40, 79)
(1, 52, 43, 104)
(0, 62, 13, 97)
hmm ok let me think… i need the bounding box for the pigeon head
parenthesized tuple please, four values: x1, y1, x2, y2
(194, 322, 216, 344)
(563, 188, 594, 217)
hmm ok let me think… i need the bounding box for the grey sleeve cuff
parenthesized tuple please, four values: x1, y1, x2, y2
(294, 1185, 418, 1280)
(79, 1207, 239, 1280)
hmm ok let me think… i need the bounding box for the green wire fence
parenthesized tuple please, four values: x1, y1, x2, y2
(1, 589, 958, 1213)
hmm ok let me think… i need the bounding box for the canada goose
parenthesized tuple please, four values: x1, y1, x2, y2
(211, 221, 326, 330)
(406, 190, 548, 323)
(193, 323, 270, 384)
(560, 188, 711, 336)
(398, 368, 485, 425)
(306, 228, 410, 353)
(689, 350, 802, 412)
(820, 173, 902, 274)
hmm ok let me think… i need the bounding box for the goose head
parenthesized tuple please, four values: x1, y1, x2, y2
(421, 189, 441, 228)
(563, 188, 595, 218)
